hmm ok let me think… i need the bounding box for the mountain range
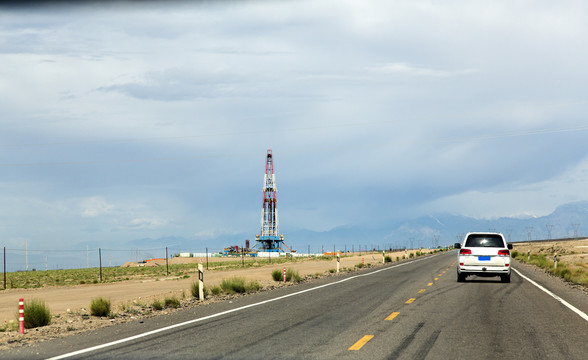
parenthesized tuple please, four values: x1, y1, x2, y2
(126, 201, 588, 254)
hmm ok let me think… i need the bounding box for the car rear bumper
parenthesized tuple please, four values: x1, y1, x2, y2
(458, 265, 510, 275)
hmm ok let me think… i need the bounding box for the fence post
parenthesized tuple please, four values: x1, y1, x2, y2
(3, 247, 6, 290)
(166, 247, 169, 276)
(99, 248, 102, 282)
(337, 253, 340, 273)
(19, 298, 24, 334)
(198, 263, 204, 301)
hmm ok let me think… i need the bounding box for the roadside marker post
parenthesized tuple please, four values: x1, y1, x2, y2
(198, 263, 204, 301)
(337, 254, 340, 273)
(554, 254, 557, 269)
(382, 251, 385, 264)
(283, 267, 286, 282)
(19, 298, 24, 334)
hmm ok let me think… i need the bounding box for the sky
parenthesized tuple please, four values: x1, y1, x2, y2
(1, 0, 588, 261)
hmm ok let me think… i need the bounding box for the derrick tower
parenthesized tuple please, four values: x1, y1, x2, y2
(255, 149, 286, 252)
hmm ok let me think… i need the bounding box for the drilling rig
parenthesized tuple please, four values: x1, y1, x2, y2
(254, 150, 290, 252)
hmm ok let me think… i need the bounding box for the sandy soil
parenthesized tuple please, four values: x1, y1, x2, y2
(0, 250, 417, 349)
(512, 238, 588, 267)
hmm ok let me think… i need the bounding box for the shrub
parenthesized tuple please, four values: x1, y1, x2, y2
(409, 253, 414, 258)
(152, 299, 163, 311)
(271, 269, 282, 281)
(220, 277, 246, 294)
(396, 256, 400, 261)
(210, 285, 222, 295)
(164, 296, 180, 308)
(384, 256, 392, 263)
(22, 298, 52, 329)
(355, 263, 364, 269)
(245, 280, 261, 293)
(511, 250, 519, 259)
(90, 297, 111, 317)
(191, 281, 209, 300)
(286, 268, 302, 282)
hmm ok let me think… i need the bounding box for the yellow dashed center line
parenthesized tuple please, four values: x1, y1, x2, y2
(437, 274, 442, 276)
(434, 277, 438, 281)
(427, 282, 433, 286)
(418, 289, 426, 294)
(385, 312, 400, 321)
(349, 335, 374, 350)
(405, 298, 416, 304)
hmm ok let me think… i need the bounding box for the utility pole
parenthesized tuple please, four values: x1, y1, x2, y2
(506, 229, 512, 243)
(526, 227, 533, 241)
(26, 240, 28, 271)
(86, 245, 89, 268)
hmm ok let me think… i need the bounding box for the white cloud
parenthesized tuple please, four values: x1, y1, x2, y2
(371, 62, 478, 77)
(80, 196, 114, 218)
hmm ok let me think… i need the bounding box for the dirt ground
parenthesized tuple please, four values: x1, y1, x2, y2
(512, 238, 588, 267)
(0, 250, 417, 349)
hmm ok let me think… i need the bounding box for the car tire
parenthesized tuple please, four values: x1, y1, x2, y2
(457, 272, 466, 282)
(500, 274, 510, 283)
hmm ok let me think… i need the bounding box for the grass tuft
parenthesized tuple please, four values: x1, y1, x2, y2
(22, 298, 52, 329)
(90, 297, 111, 317)
(164, 296, 181, 308)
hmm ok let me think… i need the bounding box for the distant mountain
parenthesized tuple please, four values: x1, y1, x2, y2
(125, 201, 588, 254)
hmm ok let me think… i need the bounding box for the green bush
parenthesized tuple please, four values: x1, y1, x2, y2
(384, 256, 392, 263)
(220, 277, 261, 294)
(164, 296, 180, 308)
(90, 297, 111, 317)
(210, 285, 222, 295)
(396, 256, 400, 261)
(511, 250, 519, 258)
(23, 298, 52, 329)
(191, 281, 209, 299)
(286, 268, 302, 282)
(245, 280, 262, 293)
(151, 299, 163, 311)
(409, 253, 414, 258)
(220, 277, 246, 294)
(355, 263, 364, 269)
(271, 269, 282, 281)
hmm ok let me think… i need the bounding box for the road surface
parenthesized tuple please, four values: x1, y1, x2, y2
(5, 251, 588, 359)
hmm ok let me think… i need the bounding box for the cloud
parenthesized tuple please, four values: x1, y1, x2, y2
(371, 62, 478, 77)
(80, 196, 114, 217)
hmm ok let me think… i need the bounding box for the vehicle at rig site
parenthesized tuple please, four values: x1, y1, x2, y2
(454, 232, 513, 283)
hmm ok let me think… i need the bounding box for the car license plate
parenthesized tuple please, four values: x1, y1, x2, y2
(478, 256, 491, 261)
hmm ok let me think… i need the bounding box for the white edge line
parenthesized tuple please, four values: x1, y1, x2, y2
(47, 255, 437, 359)
(512, 268, 588, 322)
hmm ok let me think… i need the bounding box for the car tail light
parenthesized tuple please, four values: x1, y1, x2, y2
(459, 249, 471, 255)
(498, 249, 510, 256)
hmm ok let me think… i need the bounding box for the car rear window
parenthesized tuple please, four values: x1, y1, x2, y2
(465, 235, 504, 247)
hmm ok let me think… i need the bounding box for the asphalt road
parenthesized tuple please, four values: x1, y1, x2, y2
(6, 251, 588, 359)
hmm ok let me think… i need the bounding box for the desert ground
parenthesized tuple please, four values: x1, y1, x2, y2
(0, 250, 418, 349)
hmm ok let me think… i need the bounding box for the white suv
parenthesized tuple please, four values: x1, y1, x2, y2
(455, 232, 512, 283)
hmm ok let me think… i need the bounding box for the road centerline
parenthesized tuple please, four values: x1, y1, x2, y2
(349, 335, 374, 350)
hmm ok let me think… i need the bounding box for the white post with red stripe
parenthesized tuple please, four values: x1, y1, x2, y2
(283, 267, 286, 282)
(19, 298, 24, 334)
